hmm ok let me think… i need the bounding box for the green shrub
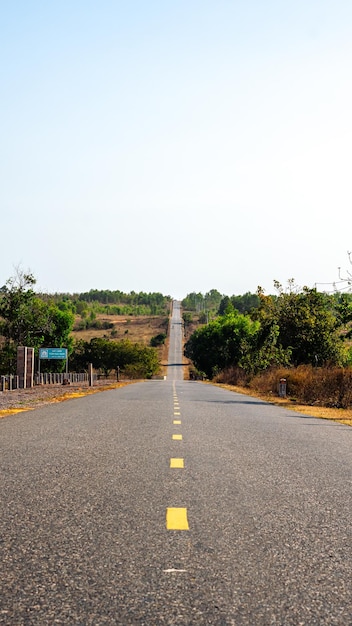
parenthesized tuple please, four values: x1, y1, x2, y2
(150, 333, 166, 347)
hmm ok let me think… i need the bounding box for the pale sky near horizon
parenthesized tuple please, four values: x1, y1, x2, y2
(1, 1, 352, 299)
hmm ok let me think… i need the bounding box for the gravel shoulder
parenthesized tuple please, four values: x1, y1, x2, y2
(0, 380, 132, 417)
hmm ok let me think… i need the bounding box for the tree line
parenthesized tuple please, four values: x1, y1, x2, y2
(46, 289, 171, 316)
(184, 282, 352, 379)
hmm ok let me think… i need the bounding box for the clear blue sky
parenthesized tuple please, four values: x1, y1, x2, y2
(1, 1, 351, 299)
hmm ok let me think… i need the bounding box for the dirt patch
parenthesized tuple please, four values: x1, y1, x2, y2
(73, 315, 168, 345)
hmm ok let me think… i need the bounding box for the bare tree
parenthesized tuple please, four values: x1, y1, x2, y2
(338, 251, 352, 287)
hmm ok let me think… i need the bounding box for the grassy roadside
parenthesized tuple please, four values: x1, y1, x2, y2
(210, 382, 352, 427)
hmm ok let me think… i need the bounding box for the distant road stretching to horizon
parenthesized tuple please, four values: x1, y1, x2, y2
(1, 301, 351, 624)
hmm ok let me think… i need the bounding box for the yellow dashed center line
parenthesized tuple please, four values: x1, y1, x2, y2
(170, 458, 184, 468)
(166, 507, 189, 530)
(169, 387, 189, 529)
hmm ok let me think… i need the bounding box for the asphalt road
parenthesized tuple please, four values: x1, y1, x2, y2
(1, 303, 351, 625)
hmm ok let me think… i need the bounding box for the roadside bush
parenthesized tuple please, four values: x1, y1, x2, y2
(75, 319, 88, 331)
(74, 318, 114, 331)
(188, 365, 206, 380)
(150, 333, 166, 347)
(214, 366, 250, 387)
(223, 365, 352, 409)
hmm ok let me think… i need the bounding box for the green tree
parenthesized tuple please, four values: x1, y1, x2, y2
(231, 292, 260, 314)
(69, 337, 160, 379)
(184, 310, 260, 378)
(69, 339, 88, 372)
(86, 338, 115, 376)
(218, 296, 231, 315)
(181, 292, 204, 311)
(0, 269, 74, 374)
(333, 292, 352, 326)
(182, 290, 223, 314)
(182, 311, 193, 327)
(0, 270, 37, 347)
(254, 282, 344, 366)
(150, 333, 166, 347)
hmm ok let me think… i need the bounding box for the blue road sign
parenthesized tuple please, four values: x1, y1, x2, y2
(39, 348, 68, 360)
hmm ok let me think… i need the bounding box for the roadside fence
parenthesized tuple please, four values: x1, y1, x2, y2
(1, 372, 96, 392)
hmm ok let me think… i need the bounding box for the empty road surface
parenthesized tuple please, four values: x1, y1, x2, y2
(1, 302, 351, 625)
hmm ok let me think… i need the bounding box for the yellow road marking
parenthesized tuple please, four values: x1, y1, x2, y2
(170, 458, 184, 468)
(174, 412, 181, 416)
(172, 434, 182, 440)
(173, 420, 181, 424)
(166, 508, 189, 530)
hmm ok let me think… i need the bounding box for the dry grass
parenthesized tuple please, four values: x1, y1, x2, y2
(248, 365, 352, 409)
(0, 408, 32, 416)
(212, 382, 352, 426)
